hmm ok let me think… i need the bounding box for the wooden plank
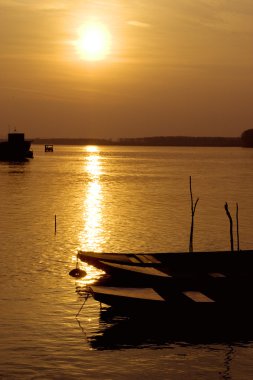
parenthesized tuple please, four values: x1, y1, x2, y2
(136, 255, 154, 264)
(100, 261, 172, 277)
(183, 291, 215, 303)
(90, 286, 165, 301)
(128, 256, 142, 263)
(142, 254, 161, 264)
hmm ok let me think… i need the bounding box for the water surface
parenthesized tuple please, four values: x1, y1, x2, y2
(0, 145, 253, 379)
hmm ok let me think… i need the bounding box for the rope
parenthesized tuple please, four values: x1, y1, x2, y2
(75, 292, 92, 318)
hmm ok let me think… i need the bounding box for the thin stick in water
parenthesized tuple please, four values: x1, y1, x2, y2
(236, 203, 240, 251)
(189, 176, 199, 253)
(224, 202, 234, 252)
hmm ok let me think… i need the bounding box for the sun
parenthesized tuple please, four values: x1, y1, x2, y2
(75, 22, 112, 61)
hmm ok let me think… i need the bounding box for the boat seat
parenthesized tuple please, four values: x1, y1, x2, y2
(128, 255, 161, 264)
(128, 256, 142, 263)
(90, 286, 165, 301)
(100, 261, 172, 277)
(141, 254, 161, 264)
(183, 291, 215, 303)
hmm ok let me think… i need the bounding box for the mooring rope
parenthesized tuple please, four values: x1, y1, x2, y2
(75, 291, 92, 318)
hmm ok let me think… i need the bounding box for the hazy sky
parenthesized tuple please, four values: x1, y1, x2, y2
(1, 0, 253, 138)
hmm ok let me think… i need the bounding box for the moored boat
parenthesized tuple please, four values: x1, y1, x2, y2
(77, 249, 253, 283)
(87, 281, 253, 315)
(76, 249, 253, 315)
(89, 286, 166, 310)
(0, 132, 33, 161)
(74, 249, 253, 316)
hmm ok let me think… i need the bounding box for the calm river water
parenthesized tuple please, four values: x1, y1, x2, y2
(0, 145, 253, 379)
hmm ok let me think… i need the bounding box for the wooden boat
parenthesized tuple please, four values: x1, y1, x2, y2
(87, 273, 253, 315)
(78, 250, 253, 314)
(89, 286, 166, 309)
(88, 283, 252, 315)
(89, 285, 216, 305)
(77, 249, 253, 284)
(0, 132, 33, 161)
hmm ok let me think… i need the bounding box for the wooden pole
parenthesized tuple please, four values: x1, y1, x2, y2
(224, 203, 234, 252)
(189, 176, 199, 253)
(236, 203, 240, 251)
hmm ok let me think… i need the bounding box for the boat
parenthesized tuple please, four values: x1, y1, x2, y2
(45, 144, 53, 152)
(88, 284, 219, 310)
(0, 132, 33, 161)
(76, 249, 253, 314)
(77, 249, 253, 284)
(89, 286, 167, 310)
(87, 281, 253, 316)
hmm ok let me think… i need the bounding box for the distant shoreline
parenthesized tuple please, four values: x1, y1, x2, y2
(32, 136, 242, 147)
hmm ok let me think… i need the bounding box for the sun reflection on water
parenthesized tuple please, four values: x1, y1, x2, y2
(79, 145, 104, 266)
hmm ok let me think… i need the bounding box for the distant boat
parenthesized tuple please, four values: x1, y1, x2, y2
(0, 132, 33, 161)
(45, 144, 53, 152)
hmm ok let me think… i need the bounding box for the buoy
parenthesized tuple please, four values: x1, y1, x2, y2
(69, 268, 87, 278)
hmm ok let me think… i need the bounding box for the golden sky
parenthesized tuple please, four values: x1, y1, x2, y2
(0, 0, 253, 138)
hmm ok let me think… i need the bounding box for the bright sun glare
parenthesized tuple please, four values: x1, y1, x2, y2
(75, 22, 112, 61)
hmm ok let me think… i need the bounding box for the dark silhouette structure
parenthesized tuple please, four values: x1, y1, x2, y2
(45, 144, 53, 152)
(0, 132, 33, 160)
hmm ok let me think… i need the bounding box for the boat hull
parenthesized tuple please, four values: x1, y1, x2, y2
(0, 133, 33, 161)
(88, 284, 253, 317)
(78, 250, 253, 282)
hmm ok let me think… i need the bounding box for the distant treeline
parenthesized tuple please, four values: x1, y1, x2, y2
(33, 136, 241, 147)
(33, 138, 113, 146)
(117, 136, 241, 147)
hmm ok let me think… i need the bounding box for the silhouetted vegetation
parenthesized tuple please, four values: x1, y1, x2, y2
(241, 129, 253, 147)
(33, 136, 241, 147)
(33, 138, 114, 146)
(118, 136, 240, 146)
